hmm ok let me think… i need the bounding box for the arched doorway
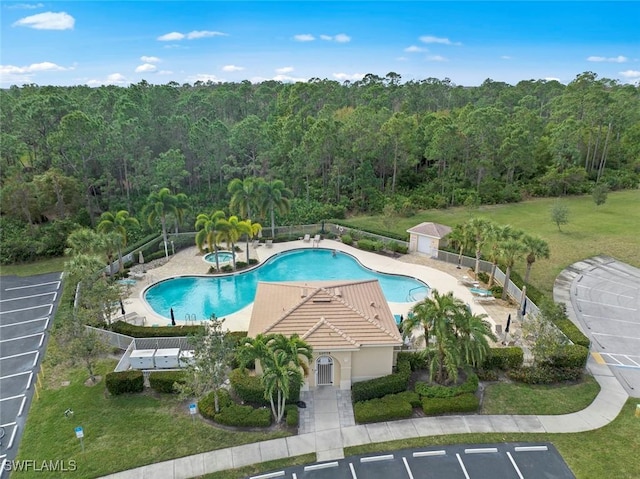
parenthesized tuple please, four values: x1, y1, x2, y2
(316, 356, 333, 386)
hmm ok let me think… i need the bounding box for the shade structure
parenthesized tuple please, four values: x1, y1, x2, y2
(505, 314, 511, 333)
(521, 298, 527, 316)
(170, 307, 176, 326)
(119, 300, 126, 316)
(139, 251, 144, 264)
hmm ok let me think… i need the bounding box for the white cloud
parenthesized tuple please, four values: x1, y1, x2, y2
(318, 33, 351, 43)
(619, 70, 640, 78)
(426, 55, 448, 62)
(419, 35, 461, 46)
(187, 30, 227, 39)
(135, 63, 157, 73)
(332, 72, 365, 81)
(222, 65, 244, 72)
(0, 61, 68, 74)
(140, 56, 160, 63)
(396, 56, 408, 62)
(501, 55, 512, 60)
(544, 77, 562, 82)
(13, 11, 74, 30)
(158, 31, 185, 41)
(587, 55, 628, 63)
(86, 73, 128, 87)
(157, 70, 174, 75)
(294, 34, 315, 42)
(273, 74, 308, 82)
(8, 3, 44, 9)
(158, 30, 227, 41)
(275, 66, 294, 74)
(404, 45, 426, 53)
(185, 73, 223, 83)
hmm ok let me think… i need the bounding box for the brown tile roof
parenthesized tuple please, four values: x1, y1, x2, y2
(248, 279, 403, 350)
(406, 222, 452, 238)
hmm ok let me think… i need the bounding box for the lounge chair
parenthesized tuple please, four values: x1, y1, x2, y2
(265, 239, 273, 248)
(458, 275, 479, 287)
(470, 287, 492, 297)
(473, 295, 496, 304)
(303, 234, 311, 242)
(313, 234, 321, 246)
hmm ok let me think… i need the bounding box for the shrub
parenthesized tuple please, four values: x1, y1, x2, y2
(356, 238, 384, 252)
(415, 372, 479, 398)
(397, 351, 427, 371)
(198, 389, 234, 419)
(106, 370, 144, 395)
(507, 366, 584, 384)
(341, 234, 353, 245)
(215, 404, 272, 427)
(554, 318, 590, 348)
(221, 265, 233, 273)
(489, 285, 503, 297)
(229, 368, 301, 405)
(235, 261, 247, 269)
(110, 321, 204, 338)
(285, 404, 299, 427)
(481, 347, 524, 370)
(477, 272, 489, 284)
(354, 396, 413, 423)
(421, 393, 479, 415)
(475, 368, 499, 381)
(351, 356, 411, 403)
(387, 391, 421, 408)
(248, 258, 259, 265)
(149, 370, 187, 393)
(546, 344, 589, 369)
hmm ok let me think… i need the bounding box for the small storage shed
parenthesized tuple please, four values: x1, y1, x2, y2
(406, 222, 452, 257)
(179, 350, 194, 368)
(154, 348, 181, 369)
(130, 349, 155, 369)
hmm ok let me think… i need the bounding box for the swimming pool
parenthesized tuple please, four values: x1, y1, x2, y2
(203, 251, 234, 265)
(144, 248, 429, 320)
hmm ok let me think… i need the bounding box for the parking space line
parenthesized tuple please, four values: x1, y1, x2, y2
(32, 351, 40, 367)
(0, 291, 57, 303)
(402, 457, 414, 479)
(576, 284, 634, 299)
(0, 351, 39, 362)
(514, 445, 548, 452)
(413, 450, 446, 457)
(592, 332, 640, 341)
(576, 299, 637, 311)
(0, 317, 49, 329)
(6, 281, 61, 291)
(581, 314, 638, 325)
(506, 452, 524, 479)
(0, 332, 45, 343)
(360, 454, 394, 463)
(0, 371, 31, 380)
(455, 454, 470, 479)
(349, 462, 357, 479)
(1, 304, 53, 315)
(304, 462, 338, 471)
(592, 352, 606, 364)
(18, 396, 27, 417)
(0, 395, 24, 403)
(248, 471, 284, 479)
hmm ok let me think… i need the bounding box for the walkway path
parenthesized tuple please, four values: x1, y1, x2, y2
(98, 256, 633, 479)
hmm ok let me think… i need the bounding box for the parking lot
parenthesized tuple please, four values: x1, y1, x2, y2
(250, 443, 575, 479)
(0, 272, 63, 477)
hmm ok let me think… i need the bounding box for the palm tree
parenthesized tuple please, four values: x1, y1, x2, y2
(262, 350, 300, 423)
(194, 210, 226, 269)
(172, 192, 190, 234)
(240, 219, 262, 264)
(97, 210, 139, 273)
(465, 217, 491, 276)
(215, 215, 243, 270)
(259, 179, 292, 238)
(447, 223, 474, 269)
(522, 235, 550, 285)
(486, 223, 517, 287)
(453, 308, 496, 367)
(269, 333, 313, 377)
(143, 187, 178, 258)
(228, 177, 263, 220)
(499, 236, 527, 300)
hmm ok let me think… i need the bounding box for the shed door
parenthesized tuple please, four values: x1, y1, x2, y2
(316, 356, 333, 386)
(417, 235, 432, 255)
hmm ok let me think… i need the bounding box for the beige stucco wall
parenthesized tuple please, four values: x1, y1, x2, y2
(306, 351, 353, 390)
(351, 346, 394, 383)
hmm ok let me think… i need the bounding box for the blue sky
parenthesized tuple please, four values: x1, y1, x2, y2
(1, 1, 638, 87)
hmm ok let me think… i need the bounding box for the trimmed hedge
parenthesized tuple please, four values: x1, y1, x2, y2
(481, 347, 524, 370)
(421, 393, 479, 415)
(397, 351, 427, 371)
(351, 356, 411, 403)
(285, 404, 299, 427)
(554, 318, 590, 348)
(110, 321, 204, 338)
(508, 366, 584, 384)
(106, 370, 144, 395)
(215, 404, 272, 427)
(356, 238, 384, 252)
(415, 372, 479, 398)
(229, 368, 301, 406)
(354, 396, 413, 423)
(199, 389, 234, 418)
(149, 370, 187, 393)
(547, 344, 590, 369)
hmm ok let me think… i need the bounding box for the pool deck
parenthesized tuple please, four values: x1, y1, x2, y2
(120, 239, 520, 342)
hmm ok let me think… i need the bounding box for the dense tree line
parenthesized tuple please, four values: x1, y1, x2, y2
(1, 72, 638, 262)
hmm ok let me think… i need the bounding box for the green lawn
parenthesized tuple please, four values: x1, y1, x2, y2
(13, 361, 290, 479)
(345, 399, 640, 479)
(481, 376, 601, 415)
(0, 256, 66, 277)
(345, 190, 640, 294)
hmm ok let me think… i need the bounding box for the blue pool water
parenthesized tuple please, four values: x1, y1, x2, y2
(203, 251, 234, 264)
(145, 248, 429, 320)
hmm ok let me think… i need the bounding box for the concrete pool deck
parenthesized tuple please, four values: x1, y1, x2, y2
(119, 239, 519, 341)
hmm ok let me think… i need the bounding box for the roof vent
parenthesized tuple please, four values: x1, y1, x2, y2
(313, 298, 332, 303)
(301, 288, 307, 298)
(334, 288, 342, 297)
(370, 301, 376, 307)
(374, 313, 379, 319)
